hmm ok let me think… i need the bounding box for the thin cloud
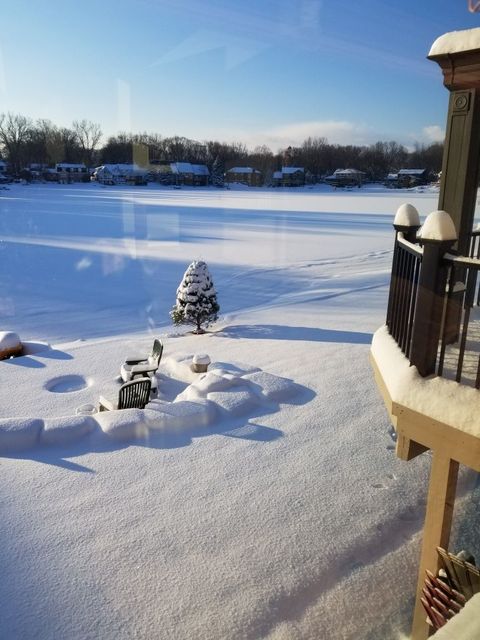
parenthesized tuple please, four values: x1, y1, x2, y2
(205, 120, 385, 151)
(422, 125, 445, 142)
(406, 124, 445, 148)
(151, 29, 269, 71)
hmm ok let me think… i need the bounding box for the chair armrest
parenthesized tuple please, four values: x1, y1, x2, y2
(130, 363, 158, 377)
(124, 356, 148, 365)
(98, 395, 116, 411)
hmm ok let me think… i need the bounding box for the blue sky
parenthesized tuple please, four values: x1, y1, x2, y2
(1, 0, 480, 150)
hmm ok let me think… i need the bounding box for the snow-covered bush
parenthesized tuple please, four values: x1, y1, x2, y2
(170, 261, 219, 334)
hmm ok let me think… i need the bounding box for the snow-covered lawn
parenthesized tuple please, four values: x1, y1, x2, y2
(0, 183, 478, 639)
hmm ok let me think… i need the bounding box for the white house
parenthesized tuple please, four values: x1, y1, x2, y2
(92, 164, 148, 185)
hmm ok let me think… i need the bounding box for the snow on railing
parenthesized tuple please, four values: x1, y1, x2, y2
(387, 206, 480, 385)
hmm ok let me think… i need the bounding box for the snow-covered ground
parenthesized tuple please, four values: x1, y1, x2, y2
(1, 183, 478, 639)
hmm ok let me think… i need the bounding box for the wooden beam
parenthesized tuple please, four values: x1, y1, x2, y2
(394, 404, 480, 472)
(411, 453, 459, 640)
(370, 352, 480, 471)
(395, 434, 428, 462)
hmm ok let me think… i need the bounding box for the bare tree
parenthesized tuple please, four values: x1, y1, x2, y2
(0, 112, 32, 174)
(72, 119, 102, 168)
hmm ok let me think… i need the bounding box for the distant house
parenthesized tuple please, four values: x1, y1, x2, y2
(226, 167, 262, 187)
(397, 168, 430, 188)
(171, 162, 209, 186)
(55, 163, 88, 183)
(92, 164, 148, 186)
(273, 167, 305, 187)
(385, 172, 399, 187)
(324, 168, 366, 188)
(384, 169, 431, 188)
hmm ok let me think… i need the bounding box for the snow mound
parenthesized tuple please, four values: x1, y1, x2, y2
(169, 362, 296, 419)
(0, 417, 43, 453)
(163, 355, 260, 384)
(41, 416, 97, 445)
(162, 354, 199, 383)
(207, 388, 260, 416)
(96, 409, 148, 441)
(145, 399, 214, 430)
(0, 349, 302, 454)
(210, 361, 261, 375)
(243, 371, 297, 402)
(188, 370, 239, 395)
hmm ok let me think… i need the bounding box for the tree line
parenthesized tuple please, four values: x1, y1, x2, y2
(0, 112, 444, 181)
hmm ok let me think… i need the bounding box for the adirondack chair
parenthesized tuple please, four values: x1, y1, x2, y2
(120, 339, 163, 393)
(99, 378, 152, 412)
(420, 547, 480, 631)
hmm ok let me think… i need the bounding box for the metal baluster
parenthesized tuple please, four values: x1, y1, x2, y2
(438, 265, 456, 377)
(406, 255, 421, 359)
(456, 268, 476, 383)
(400, 252, 414, 353)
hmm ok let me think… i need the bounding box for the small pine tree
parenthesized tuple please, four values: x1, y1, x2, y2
(211, 155, 225, 187)
(170, 261, 220, 333)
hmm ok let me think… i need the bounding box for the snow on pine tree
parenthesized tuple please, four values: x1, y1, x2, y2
(171, 261, 220, 333)
(210, 155, 225, 187)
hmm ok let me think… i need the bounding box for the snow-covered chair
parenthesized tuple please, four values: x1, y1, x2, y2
(120, 339, 163, 394)
(99, 378, 152, 412)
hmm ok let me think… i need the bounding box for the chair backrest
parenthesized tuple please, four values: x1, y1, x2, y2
(118, 378, 152, 410)
(152, 339, 163, 365)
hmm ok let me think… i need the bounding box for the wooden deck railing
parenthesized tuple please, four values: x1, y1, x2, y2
(386, 234, 423, 359)
(438, 251, 480, 386)
(386, 207, 480, 384)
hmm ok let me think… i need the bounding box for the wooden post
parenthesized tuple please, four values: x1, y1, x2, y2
(437, 90, 480, 255)
(411, 453, 459, 640)
(409, 238, 453, 377)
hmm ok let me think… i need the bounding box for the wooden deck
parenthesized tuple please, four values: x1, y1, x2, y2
(371, 350, 480, 639)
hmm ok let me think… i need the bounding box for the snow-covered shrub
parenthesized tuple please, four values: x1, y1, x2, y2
(170, 261, 219, 334)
